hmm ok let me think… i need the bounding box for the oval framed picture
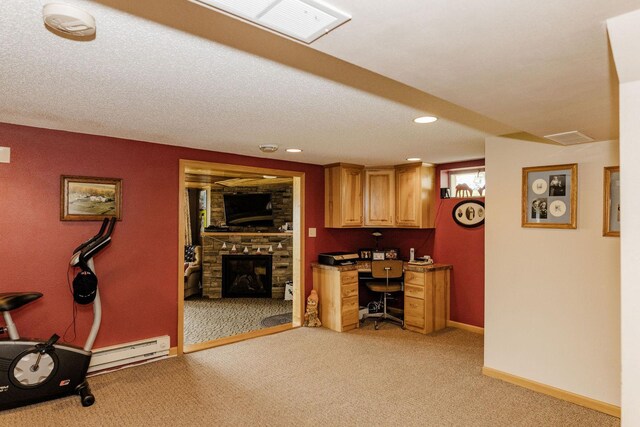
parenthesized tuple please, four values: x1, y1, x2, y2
(452, 200, 485, 228)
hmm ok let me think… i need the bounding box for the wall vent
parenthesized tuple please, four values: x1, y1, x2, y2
(190, 0, 350, 43)
(544, 131, 594, 145)
(88, 335, 170, 374)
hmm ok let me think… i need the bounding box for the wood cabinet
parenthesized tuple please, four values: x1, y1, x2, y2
(395, 163, 436, 228)
(403, 265, 451, 334)
(324, 162, 436, 229)
(312, 265, 359, 332)
(364, 168, 395, 227)
(324, 164, 364, 227)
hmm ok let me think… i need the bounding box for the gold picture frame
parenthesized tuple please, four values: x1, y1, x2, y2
(522, 163, 577, 229)
(61, 175, 122, 221)
(603, 166, 620, 237)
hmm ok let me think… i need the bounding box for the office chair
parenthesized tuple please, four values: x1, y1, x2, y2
(364, 260, 404, 330)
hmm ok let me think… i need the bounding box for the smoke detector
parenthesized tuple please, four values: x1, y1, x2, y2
(259, 144, 279, 153)
(43, 3, 96, 37)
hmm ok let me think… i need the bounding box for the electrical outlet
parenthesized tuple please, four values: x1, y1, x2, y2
(308, 227, 316, 237)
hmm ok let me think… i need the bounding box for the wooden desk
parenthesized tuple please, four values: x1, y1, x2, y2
(312, 264, 360, 332)
(403, 264, 452, 334)
(311, 262, 452, 334)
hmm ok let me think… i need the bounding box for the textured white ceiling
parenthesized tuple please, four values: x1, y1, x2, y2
(1, 0, 637, 166)
(311, 0, 640, 142)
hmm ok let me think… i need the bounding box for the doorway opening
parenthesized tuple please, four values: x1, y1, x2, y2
(178, 160, 305, 354)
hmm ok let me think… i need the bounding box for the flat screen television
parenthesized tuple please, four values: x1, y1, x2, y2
(223, 193, 274, 227)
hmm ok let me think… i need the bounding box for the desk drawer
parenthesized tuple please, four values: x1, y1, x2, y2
(341, 283, 358, 298)
(404, 284, 424, 300)
(404, 271, 425, 286)
(405, 296, 425, 328)
(341, 296, 359, 325)
(340, 270, 358, 285)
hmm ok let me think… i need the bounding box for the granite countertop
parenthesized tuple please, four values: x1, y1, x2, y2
(311, 261, 452, 272)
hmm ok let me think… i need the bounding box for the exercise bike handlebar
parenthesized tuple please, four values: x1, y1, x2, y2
(71, 218, 109, 255)
(71, 217, 116, 270)
(79, 218, 116, 268)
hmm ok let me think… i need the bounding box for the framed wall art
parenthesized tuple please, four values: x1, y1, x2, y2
(452, 200, 485, 228)
(603, 166, 620, 237)
(61, 175, 122, 221)
(522, 164, 577, 229)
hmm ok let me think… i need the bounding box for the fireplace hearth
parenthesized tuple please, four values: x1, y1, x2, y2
(222, 255, 273, 298)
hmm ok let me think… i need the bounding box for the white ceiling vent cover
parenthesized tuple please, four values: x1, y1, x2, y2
(43, 3, 96, 37)
(190, 0, 350, 43)
(544, 131, 595, 145)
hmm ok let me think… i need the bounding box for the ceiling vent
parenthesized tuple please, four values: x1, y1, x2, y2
(190, 0, 350, 43)
(544, 131, 594, 145)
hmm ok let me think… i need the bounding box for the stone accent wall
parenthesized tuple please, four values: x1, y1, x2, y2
(210, 184, 292, 232)
(202, 233, 293, 299)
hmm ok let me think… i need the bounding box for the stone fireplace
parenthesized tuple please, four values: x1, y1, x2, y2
(222, 254, 272, 298)
(201, 232, 292, 299)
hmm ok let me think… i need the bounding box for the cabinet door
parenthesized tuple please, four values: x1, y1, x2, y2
(395, 164, 421, 227)
(364, 169, 395, 226)
(341, 167, 363, 226)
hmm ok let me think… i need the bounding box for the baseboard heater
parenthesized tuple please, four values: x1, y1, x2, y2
(88, 335, 170, 374)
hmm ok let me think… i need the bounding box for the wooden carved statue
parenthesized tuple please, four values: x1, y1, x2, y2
(303, 290, 322, 327)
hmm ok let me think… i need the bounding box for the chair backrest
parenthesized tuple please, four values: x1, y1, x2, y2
(371, 260, 403, 280)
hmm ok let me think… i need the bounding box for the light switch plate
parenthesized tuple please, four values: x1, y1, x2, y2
(308, 227, 316, 237)
(0, 147, 9, 163)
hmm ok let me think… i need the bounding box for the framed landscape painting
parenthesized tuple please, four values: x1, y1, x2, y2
(522, 163, 577, 229)
(61, 175, 122, 221)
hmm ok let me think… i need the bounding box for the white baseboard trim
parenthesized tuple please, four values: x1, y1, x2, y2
(447, 320, 484, 335)
(482, 366, 620, 418)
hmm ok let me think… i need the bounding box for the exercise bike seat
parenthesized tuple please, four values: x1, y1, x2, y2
(0, 292, 43, 312)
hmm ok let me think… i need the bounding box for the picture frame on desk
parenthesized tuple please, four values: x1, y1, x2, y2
(372, 250, 385, 261)
(384, 248, 400, 260)
(358, 248, 373, 260)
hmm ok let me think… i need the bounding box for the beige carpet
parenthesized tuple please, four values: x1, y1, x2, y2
(3, 326, 619, 426)
(183, 297, 293, 344)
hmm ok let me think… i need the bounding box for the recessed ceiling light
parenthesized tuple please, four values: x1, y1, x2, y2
(286, 148, 302, 153)
(406, 157, 421, 162)
(414, 116, 438, 124)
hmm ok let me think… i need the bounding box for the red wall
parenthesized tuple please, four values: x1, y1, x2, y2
(0, 123, 485, 350)
(433, 159, 485, 327)
(0, 123, 325, 348)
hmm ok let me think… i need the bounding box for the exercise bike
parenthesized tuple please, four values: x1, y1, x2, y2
(0, 217, 116, 411)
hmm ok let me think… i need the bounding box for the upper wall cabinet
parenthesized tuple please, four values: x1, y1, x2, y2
(325, 162, 436, 229)
(395, 163, 436, 228)
(364, 168, 395, 227)
(325, 163, 364, 227)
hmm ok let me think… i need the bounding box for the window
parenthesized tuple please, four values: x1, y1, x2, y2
(446, 168, 485, 198)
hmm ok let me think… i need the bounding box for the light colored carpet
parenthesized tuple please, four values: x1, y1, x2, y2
(2, 326, 619, 426)
(183, 297, 293, 344)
